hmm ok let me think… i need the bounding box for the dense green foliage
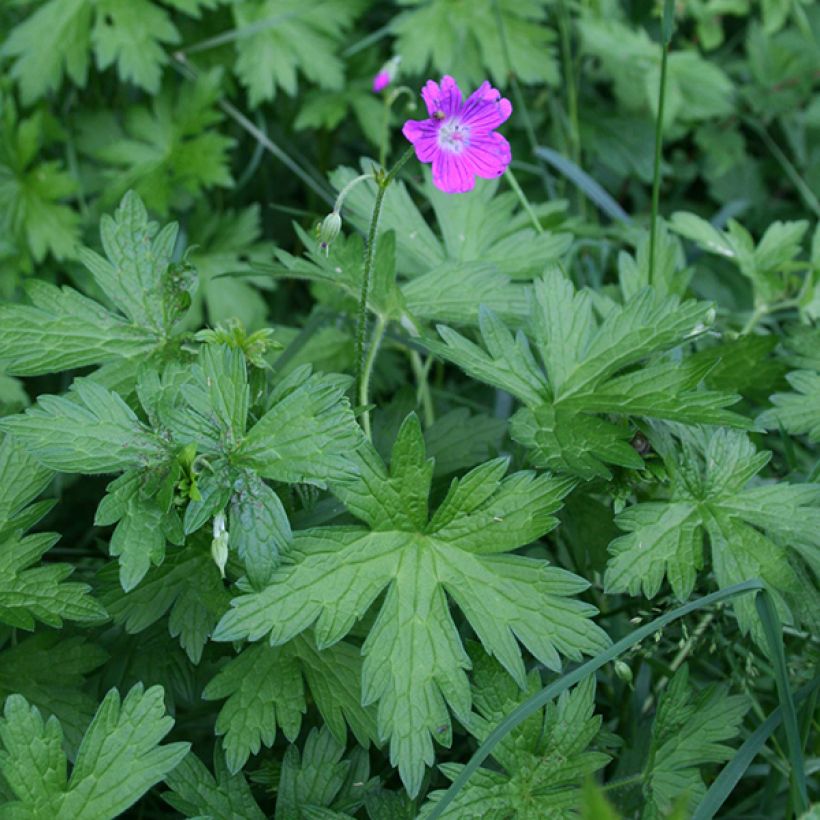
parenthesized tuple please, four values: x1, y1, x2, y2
(0, 1, 818, 817)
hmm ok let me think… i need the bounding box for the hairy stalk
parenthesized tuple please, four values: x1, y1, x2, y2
(355, 146, 415, 427)
(649, 1, 676, 285)
(359, 316, 387, 440)
(409, 350, 435, 427)
(505, 167, 543, 234)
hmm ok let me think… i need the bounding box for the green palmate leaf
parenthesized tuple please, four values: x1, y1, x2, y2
(0, 434, 107, 630)
(203, 634, 377, 773)
(392, 0, 559, 88)
(329, 166, 571, 281)
(231, 0, 365, 106)
(604, 427, 820, 640)
(186, 205, 277, 330)
(100, 542, 230, 663)
(431, 269, 746, 480)
(420, 408, 506, 477)
(0, 379, 169, 475)
(1, 0, 216, 102)
(214, 414, 609, 796)
(0, 98, 80, 265)
(642, 666, 747, 819)
(579, 19, 733, 128)
(671, 212, 810, 303)
(0, 684, 189, 819)
(78, 69, 234, 215)
(295, 82, 384, 147)
(421, 649, 609, 819)
(274, 225, 529, 329)
(234, 363, 360, 485)
(0, 280, 159, 377)
(0, 190, 196, 378)
(273, 727, 373, 819)
(162, 748, 266, 820)
(0, 633, 107, 753)
(759, 370, 820, 442)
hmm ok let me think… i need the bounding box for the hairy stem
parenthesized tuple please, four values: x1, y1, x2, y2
(354, 146, 415, 423)
(359, 315, 387, 440)
(410, 350, 435, 427)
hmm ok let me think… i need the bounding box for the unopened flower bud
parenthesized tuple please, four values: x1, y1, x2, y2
(211, 511, 229, 578)
(372, 56, 401, 94)
(318, 211, 342, 256)
(614, 660, 633, 683)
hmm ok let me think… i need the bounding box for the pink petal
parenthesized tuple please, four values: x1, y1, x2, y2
(421, 75, 463, 117)
(463, 132, 511, 180)
(460, 84, 513, 131)
(432, 152, 475, 194)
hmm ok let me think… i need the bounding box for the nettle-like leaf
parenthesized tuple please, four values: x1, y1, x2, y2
(431, 269, 746, 480)
(203, 633, 377, 772)
(0, 633, 107, 753)
(330, 165, 572, 281)
(162, 748, 266, 820)
(0, 684, 189, 819)
(579, 19, 734, 128)
(0, 98, 80, 266)
(214, 414, 609, 796)
(1, 0, 219, 103)
(422, 648, 609, 819)
(671, 212, 811, 304)
(0, 190, 196, 380)
(273, 727, 377, 819)
(604, 427, 820, 640)
(78, 69, 234, 215)
(392, 0, 559, 88)
(0, 434, 107, 630)
(641, 666, 746, 819)
(231, 0, 366, 106)
(2, 341, 360, 591)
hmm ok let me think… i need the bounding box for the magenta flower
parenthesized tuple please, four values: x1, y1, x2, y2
(401, 75, 512, 194)
(372, 70, 391, 93)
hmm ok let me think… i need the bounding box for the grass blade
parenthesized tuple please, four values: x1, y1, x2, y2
(693, 677, 819, 820)
(534, 146, 631, 224)
(755, 590, 810, 813)
(427, 579, 765, 819)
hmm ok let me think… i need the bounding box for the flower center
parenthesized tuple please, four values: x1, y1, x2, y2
(437, 118, 470, 154)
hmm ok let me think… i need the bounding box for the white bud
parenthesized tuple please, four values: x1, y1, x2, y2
(211, 512, 229, 578)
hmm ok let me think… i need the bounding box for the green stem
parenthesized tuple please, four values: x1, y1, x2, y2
(557, 0, 584, 217)
(598, 772, 644, 794)
(649, 2, 676, 285)
(648, 39, 670, 287)
(354, 146, 416, 419)
(359, 315, 387, 441)
(740, 303, 768, 335)
(379, 96, 391, 169)
(409, 350, 435, 427)
(504, 167, 543, 234)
